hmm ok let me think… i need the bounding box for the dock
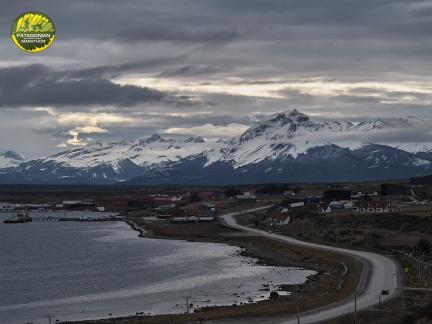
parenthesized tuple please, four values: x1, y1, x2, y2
(32, 216, 63, 221)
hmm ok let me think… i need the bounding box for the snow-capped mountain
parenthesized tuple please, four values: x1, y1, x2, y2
(0, 151, 26, 168)
(2, 109, 432, 184)
(44, 134, 219, 171)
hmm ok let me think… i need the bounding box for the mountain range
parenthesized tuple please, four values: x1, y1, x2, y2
(1, 109, 431, 184)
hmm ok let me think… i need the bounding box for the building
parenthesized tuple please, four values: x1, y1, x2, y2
(199, 203, 215, 211)
(197, 191, 222, 200)
(282, 197, 306, 207)
(269, 211, 291, 225)
(352, 200, 400, 212)
(282, 190, 295, 196)
(411, 174, 432, 185)
(318, 200, 353, 213)
(323, 190, 351, 201)
(380, 183, 406, 196)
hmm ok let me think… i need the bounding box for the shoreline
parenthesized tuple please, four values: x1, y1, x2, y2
(61, 218, 363, 324)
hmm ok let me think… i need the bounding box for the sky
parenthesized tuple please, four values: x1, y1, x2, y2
(1, 0, 432, 158)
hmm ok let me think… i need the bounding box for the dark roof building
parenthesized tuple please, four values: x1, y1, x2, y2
(323, 190, 351, 201)
(381, 183, 406, 196)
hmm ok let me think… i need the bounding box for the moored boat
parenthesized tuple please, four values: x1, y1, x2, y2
(3, 208, 32, 223)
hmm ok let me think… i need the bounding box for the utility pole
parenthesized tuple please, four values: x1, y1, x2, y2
(354, 275, 357, 323)
(296, 288, 300, 324)
(401, 268, 404, 309)
(44, 314, 55, 324)
(379, 295, 381, 318)
(321, 222, 324, 241)
(336, 225, 339, 244)
(386, 230, 389, 251)
(185, 296, 191, 324)
(366, 225, 368, 249)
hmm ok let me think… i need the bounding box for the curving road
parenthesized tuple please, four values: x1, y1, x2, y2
(215, 207, 400, 324)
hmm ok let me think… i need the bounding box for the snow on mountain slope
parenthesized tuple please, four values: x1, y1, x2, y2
(2, 109, 432, 184)
(44, 134, 224, 171)
(20, 109, 432, 171)
(204, 110, 391, 168)
(0, 151, 26, 168)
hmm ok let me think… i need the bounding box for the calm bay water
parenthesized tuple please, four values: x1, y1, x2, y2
(0, 212, 315, 324)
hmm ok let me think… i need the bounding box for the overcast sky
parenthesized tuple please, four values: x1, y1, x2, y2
(1, 0, 432, 158)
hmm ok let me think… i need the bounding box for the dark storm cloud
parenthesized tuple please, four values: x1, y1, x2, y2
(1, 0, 432, 158)
(0, 64, 51, 92)
(157, 65, 231, 78)
(67, 55, 188, 79)
(101, 25, 240, 44)
(0, 69, 164, 107)
(0, 64, 203, 108)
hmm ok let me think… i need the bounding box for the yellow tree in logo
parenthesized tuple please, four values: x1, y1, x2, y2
(11, 12, 55, 52)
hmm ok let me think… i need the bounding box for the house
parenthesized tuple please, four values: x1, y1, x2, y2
(282, 190, 295, 196)
(156, 205, 186, 219)
(318, 201, 332, 213)
(352, 200, 400, 212)
(270, 213, 291, 225)
(197, 191, 222, 200)
(128, 197, 154, 209)
(282, 197, 307, 207)
(151, 194, 184, 202)
(169, 208, 187, 217)
(199, 203, 215, 214)
(82, 198, 95, 206)
(318, 200, 353, 213)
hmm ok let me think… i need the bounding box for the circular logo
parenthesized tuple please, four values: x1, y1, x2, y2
(11, 11, 55, 52)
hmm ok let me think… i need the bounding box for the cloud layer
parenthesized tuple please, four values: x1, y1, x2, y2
(1, 0, 432, 157)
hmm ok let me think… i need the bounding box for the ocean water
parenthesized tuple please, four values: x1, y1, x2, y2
(0, 212, 315, 324)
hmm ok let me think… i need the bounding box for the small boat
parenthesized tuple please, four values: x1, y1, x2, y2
(3, 208, 32, 223)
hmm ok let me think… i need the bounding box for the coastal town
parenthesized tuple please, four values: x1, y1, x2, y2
(2, 178, 432, 323)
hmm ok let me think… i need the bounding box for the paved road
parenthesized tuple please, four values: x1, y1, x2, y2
(211, 207, 400, 324)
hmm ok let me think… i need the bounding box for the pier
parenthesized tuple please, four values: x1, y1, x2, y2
(32, 216, 63, 221)
(32, 216, 124, 222)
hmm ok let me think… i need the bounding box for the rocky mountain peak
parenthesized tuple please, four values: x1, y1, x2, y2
(148, 134, 163, 142)
(1, 151, 26, 161)
(269, 109, 310, 124)
(185, 136, 205, 143)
